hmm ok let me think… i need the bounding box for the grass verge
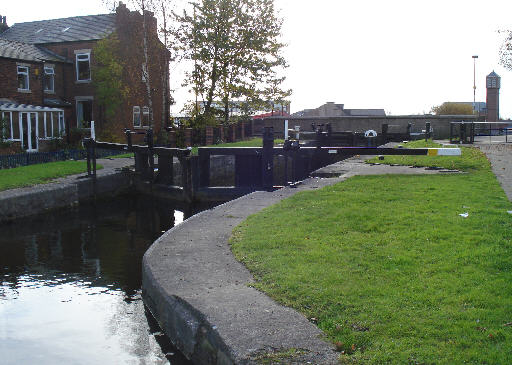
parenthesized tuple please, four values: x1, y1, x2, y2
(191, 137, 285, 155)
(0, 161, 102, 192)
(230, 142, 512, 364)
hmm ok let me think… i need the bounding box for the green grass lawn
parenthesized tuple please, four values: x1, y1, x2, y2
(231, 141, 512, 364)
(191, 137, 285, 155)
(110, 152, 135, 158)
(0, 161, 101, 192)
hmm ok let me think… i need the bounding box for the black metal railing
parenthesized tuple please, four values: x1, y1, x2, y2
(0, 148, 124, 169)
(450, 122, 512, 144)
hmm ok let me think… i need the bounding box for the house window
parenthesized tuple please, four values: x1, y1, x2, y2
(133, 106, 141, 127)
(1, 112, 17, 140)
(76, 53, 91, 81)
(43, 66, 55, 92)
(142, 106, 150, 127)
(17, 66, 29, 91)
(45, 111, 64, 138)
(77, 99, 93, 128)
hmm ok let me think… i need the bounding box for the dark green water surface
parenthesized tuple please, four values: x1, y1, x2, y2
(0, 195, 205, 364)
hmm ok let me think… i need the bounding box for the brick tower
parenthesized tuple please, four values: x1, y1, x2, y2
(486, 71, 501, 122)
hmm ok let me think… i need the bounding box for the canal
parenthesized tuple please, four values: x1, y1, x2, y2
(0, 195, 209, 364)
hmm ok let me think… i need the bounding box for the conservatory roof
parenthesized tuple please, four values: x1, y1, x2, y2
(0, 102, 64, 112)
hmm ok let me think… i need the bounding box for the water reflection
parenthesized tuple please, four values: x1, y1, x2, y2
(0, 195, 203, 365)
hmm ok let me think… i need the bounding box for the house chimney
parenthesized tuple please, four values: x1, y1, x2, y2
(0, 16, 8, 33)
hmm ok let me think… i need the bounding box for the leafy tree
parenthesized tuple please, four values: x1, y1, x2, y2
(430, 102, 474, 115)
(499, 30, 512, 70)
(104, 0, 171, 130)
(93, 33, 129, 122)
(173, 0, 290, 125)
(261, 75, 292, 115)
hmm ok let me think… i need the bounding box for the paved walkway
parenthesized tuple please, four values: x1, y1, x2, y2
(476, 143, 512, 201)
(142, 155, 464, 364)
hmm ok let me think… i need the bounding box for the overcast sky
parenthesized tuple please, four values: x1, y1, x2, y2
(4, 0, 512, 118)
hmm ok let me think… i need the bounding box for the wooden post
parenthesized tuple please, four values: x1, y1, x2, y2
(185, 128, 193, 147)
(125, 129, 132, 148)
(240, 121, 245, 140)
(180, 155, 193, 203)
(156, 155, 173, 185)
(85, 138, 92, 176)
(262, 127, 274, 191)
(198, 149, 210, 188)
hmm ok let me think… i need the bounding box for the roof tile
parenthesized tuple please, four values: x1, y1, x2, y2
(0, 14, 115, 44)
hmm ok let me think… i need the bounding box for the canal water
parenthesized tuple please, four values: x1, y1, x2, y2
(0, 195, 206, 364)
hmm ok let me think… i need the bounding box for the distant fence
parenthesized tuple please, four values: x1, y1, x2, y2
(0, 148, 125, 169)
(168, 119, 258, 147)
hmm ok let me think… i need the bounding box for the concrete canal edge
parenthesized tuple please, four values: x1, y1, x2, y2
(142, 156, 463, 364)
(0, 158, 133, 223)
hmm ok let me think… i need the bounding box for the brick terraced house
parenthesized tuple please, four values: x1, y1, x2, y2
(0, 2, 170, 151)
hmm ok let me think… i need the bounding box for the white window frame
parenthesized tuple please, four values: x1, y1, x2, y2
(43, 111, 64, 138)
(59, 112, 65, 136)
(1, 111, 16, 141)
(17, 65, 30, 91)
(142, 106, 150, 127)
(43, 66, 55, 93)
(76, 52, 91, 82)
(76, 97, 94, 129)
(19, 112, 39, 151)
(133, 106, 141, 128)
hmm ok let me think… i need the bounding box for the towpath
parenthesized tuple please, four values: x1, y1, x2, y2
(477, 143, 512, 201)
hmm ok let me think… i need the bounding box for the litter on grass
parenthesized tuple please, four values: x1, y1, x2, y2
(459, 212, 469, 218)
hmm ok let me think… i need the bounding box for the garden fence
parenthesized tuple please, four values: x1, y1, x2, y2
(0, 148, 124, 169)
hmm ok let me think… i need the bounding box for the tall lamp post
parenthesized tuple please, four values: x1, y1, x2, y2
(472, 55, 478, 108)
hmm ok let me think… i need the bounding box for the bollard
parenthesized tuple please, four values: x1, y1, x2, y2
(262, 127, 274, 191)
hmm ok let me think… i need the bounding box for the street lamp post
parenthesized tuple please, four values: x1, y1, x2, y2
(472, 55, 478, 107)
